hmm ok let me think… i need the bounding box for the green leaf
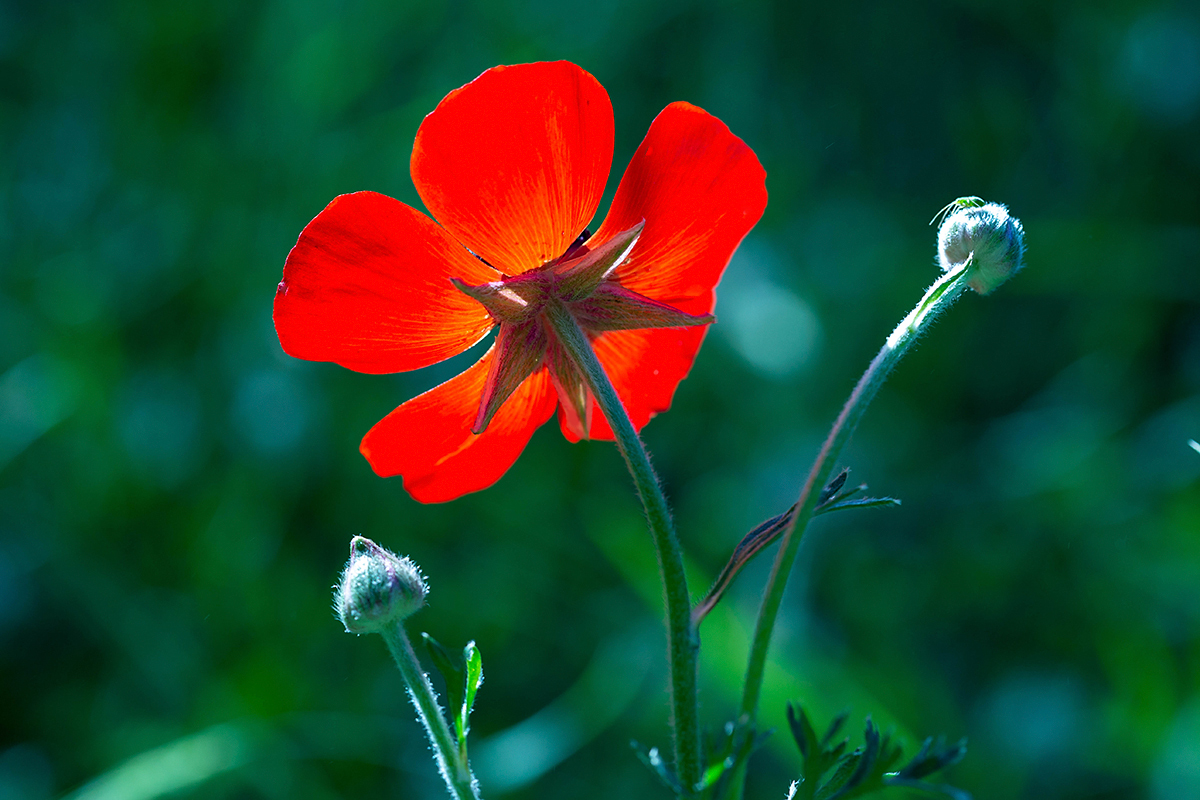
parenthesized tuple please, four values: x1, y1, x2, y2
(815, 751, 862, 800)
(894, 737, 967, 780)
(692, 505, 796, 625)
(421, 632, 466, 743)
(845, 720, 882, 788)
(814, 496, 901, 516)
(787, 703, 819, 761)
(462, 640, 483, 739)
(818, 469, 850, 504)
(697, 757, 732, 791)
(820, 713, 850, 750)
(788, 705, 969, 800)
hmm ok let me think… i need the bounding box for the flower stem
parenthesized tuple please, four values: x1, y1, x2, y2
(740, 267, 971, 719)
(544, 301, 702, 794)
(380, 622, 480, 800)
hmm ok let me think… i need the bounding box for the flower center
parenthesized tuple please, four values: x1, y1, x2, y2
(450, 220, 713, 439)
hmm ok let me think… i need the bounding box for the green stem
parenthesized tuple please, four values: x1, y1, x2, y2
(381, 622, 480, 800)
(544, 301, 702, 794)
(740, 268, 971, 719)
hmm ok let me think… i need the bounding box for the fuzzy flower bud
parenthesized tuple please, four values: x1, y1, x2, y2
(936, 199, 1026, 295)
(335, 536, 428, 634)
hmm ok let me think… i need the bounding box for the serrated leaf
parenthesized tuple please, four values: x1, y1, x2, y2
(840, 721, 881, 793)
(896, 737, 967, 780)
(697, 471, 871, 625)
(819, 484, 865, 507)
(790, 707, 969, 800)
(815, 495, 901, 516)
(815, 751, 862, 800)
(821, 712, 849, 750)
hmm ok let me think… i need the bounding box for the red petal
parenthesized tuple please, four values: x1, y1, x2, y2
(558, 103, 766, 442)
(275, 192, 499, 375)
(557, 325, 709, 442)
(591, 102, 767, 306)
(361, 350, 557, 503)
(412, 62, 614, 275)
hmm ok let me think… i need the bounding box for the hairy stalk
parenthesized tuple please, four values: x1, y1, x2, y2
(544, 300, 702, 794)
(740, 267, 971, 721)
(381, 622, 480, 800)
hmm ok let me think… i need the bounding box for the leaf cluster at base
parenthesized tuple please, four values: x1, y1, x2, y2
(633, 703, 969, 800)
(787, 704, 969, 800)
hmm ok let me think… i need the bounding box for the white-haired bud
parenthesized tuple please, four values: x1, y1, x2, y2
(936, 199, 1026, 295)
(335, 536, 428, 634)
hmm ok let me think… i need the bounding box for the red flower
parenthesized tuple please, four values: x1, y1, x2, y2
(274, 61, 767, 503)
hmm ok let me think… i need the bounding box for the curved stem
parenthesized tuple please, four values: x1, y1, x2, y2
(544, 301, 702, 794)
(381, 622, 480, 800)
(740, 268, 970, 718)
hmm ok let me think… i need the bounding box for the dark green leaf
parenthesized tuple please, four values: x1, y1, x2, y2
(895, 737, 967, 780)
(815, 751, 863, 800)
(818, 469, 850, 504)
(787, 703, 819, 760)
(821, 712, 849, 750)
(421, 632, 465, 730)
(692, 505, 796, 624)
(814, 496, 901, 516)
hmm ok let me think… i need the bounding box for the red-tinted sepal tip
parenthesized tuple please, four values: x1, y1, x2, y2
(571, 282, 714, 332)
(546, 332, 593, 439)
(450, 276, 544, 325)
(567, 324, 711, 442)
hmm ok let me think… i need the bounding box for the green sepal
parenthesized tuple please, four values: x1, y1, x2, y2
(556, 220, 644, 301)
(472, 321, 548, 433)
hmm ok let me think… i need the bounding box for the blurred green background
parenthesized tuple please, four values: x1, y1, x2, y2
(2, 0, 1199, 798)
